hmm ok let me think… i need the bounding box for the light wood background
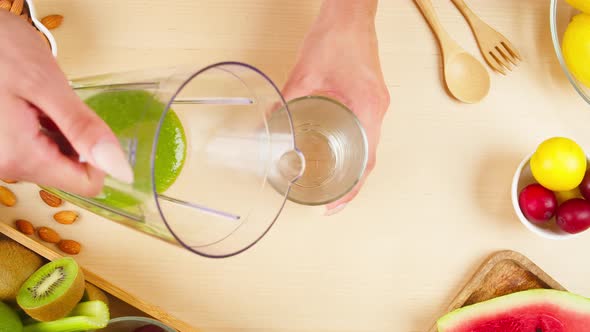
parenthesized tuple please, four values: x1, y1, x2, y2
(3, 0, 590, 331)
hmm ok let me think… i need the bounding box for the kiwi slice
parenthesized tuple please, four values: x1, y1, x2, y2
(23, 300, 109, 332)
(0, 301, 23, 332)
(0, 236, 44, 301)
(82, 282, 109, 306)
(16, 257, 85, 322)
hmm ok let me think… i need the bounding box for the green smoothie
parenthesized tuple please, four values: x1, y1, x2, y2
(84, 90, 187, 208)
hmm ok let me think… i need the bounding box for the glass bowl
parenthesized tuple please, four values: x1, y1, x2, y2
(550, 0, 590, 104)
(97, 316, 176, 332)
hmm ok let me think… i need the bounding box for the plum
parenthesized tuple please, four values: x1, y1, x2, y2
(556, 198, 590, 234)
(518, 184, 558, 224)
(579, 170, 590, 201)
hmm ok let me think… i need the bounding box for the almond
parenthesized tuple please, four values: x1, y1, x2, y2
(0, 186, 16, 207)
(58, 240, 81, 255)
(1, 179, 17, 184)
(9, 0, 22, 15)
(0, 0, 11, 11)
(39, 190, 62, 207)
(15, 219, 34, 235)
(54, 211, 78, 224)
(40, 14, 63, 30)
(38, 226, 60, 243)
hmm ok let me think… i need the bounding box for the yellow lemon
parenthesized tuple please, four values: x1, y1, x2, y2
(562, 14, 590, 88)
(566, 0, 590, 13)
(530, 137, 587, 192)
(555, 187, 583, 205)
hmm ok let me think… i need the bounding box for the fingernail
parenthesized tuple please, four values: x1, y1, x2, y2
(324, 203, 348, 216)
(90, 140, 134, 184)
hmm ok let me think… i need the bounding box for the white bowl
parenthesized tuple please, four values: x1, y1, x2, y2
(25, 0, 57, 57)
(511, 153, 581, 240)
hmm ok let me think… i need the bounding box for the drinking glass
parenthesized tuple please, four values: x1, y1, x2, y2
(270, 96, 368, 205)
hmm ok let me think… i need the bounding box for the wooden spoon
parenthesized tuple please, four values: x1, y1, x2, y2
(414, 0, 490, 103)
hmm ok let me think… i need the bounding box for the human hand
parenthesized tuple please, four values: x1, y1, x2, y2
(0, 12, 132, 196)
(282, 0, 390, 215)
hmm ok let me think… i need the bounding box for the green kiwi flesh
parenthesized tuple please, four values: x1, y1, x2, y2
(0, 301, 23, 332)
(16, 257, 85, 322)
(0, 236, 44, 302)
(23, 301, 109, 332)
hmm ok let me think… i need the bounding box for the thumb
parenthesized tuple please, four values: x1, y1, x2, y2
(17, 68, 134, 184)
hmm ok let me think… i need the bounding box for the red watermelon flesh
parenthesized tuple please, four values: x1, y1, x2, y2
(437, 289, 590, 332)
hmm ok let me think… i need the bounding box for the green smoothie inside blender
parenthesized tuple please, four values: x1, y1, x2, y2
(84, 90, 187, 208)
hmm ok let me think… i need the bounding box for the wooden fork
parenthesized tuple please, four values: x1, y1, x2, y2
(451, 0, 521, 75)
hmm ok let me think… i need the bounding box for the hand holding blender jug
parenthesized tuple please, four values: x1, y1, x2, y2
(38, 62, 367, 258)
(41, 63, 300, 258)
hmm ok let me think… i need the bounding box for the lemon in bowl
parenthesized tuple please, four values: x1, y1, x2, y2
(530, 137, 587, 191)
(566, 0, 590, 13)
(551, 0, 590, 104)
(562, 14, 590, 88)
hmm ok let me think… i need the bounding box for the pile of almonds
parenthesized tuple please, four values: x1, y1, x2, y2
(0, 179, 82, 255)
(0, 0, 63, 48)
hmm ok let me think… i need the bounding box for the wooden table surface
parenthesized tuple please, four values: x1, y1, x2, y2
(4, 0, 590, 331)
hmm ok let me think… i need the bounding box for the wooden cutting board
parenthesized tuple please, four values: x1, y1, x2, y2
(0, 221, 193, 331)
(428, 250, 566, 332)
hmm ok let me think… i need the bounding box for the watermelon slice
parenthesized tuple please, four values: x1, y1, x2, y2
(437, 289, 590, 332)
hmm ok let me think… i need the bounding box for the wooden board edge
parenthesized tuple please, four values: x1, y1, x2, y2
(0, 221, 199, 332)
(426, 250, 564, 332)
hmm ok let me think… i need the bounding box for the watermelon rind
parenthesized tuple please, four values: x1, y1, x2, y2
(437, 289, 590, 331)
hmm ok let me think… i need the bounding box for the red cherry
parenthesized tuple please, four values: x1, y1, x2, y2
(556, 198, 590, 234)
(518, 184, 558, 224)
(579, 170, 590, 201)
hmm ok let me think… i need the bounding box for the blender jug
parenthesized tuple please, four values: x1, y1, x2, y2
(42, 62, 305, 258)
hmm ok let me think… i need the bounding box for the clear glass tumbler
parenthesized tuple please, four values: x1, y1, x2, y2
(42, 62, 304, 258)
(270, 96, 368, 205)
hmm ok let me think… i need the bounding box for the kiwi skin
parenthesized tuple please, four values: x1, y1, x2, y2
(0, 236, 44, 302)
(17, 258, 86, 322)
(83, 282, 110, 306)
